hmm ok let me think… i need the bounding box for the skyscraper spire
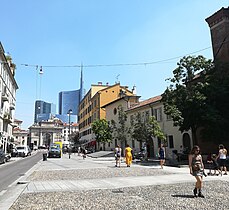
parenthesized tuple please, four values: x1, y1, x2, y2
(79, 63, 84, 101)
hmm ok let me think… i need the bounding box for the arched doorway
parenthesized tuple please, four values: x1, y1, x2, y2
(182, 133, 191, 153)
(42, 132, 53, 146)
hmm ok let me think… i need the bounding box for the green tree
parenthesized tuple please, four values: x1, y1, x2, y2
(162, 55, 214, 145)
(110, 105, 129, 150)
(201, 62, 229, 144)
(132, 112, 166, 145)
(91, 119, 112, 150)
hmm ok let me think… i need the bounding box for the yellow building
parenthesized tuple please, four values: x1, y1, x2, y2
(78, 83, 135, 148)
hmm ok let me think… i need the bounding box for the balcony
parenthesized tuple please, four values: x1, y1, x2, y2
(10, 102, 15, 110)
(3, 113, 12, 123)
(2, 93, 9, 101)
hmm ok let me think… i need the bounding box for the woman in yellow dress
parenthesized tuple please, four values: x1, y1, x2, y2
(125, 144, 132, 167)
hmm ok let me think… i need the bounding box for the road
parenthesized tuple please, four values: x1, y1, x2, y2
(0, 151, 42, 192)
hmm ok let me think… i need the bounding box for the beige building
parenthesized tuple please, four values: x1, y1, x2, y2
(29, 119, 64, 147)
(0, 42, 18, 153)
(103, 95, 193, 159)
(12, 119, 29, 146)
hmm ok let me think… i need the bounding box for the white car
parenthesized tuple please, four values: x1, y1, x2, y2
(16, 146, 31, 157)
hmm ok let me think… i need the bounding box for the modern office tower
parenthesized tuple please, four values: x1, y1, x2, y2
(34, 100, 56, 123)
(206, 7, 229, 63)
(58, 68, 84, 122)
(59, 90, 80, 115)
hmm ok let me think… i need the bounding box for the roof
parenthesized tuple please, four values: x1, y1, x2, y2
(14, 119, 23, 123)
(206, 7, 229, 27)
(127, 95, 162, 111)
(101, 95, 141, 108)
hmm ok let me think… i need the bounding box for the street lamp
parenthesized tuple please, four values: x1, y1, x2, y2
(67, 109, 73, 143)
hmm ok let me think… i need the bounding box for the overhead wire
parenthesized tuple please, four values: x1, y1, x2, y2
(20, 46, 212, 69)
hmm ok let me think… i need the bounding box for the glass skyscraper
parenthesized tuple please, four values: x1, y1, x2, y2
(58, 68, 84, 122)
(34, 100, 56, 123)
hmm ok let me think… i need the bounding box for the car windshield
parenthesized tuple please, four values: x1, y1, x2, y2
(50, 147, 59, 150)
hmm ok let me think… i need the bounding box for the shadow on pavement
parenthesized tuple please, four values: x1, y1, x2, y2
(171, 194, 195, 199)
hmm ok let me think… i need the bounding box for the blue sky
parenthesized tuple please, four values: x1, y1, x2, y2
(1, 0, 228, 129)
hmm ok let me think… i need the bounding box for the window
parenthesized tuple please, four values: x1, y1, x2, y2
(145, 111, 150, 121)
(167, 114, 172, 120)
(153, 107, 162, 121)
(113, 108, 117, 115)
(168, 135, 174, 148)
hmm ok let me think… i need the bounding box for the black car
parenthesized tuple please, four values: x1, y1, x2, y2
(48, 146, 61, 158)
(11, 148, 18, 157)
(0, 149, 6, 164)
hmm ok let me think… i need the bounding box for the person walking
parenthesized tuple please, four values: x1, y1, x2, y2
(158, 144, 165, 169)
(217, 144, 227, 175)
(188, 145, 205, 198)
(83, 148, 87, 160)
(78, 146, 81, 156)
(125, 144, 132, 167)
(114, 145, 122, 167)
(68, 147, 71, 159)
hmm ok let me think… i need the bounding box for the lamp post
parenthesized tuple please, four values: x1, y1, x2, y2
(67, 109, 72, 157)
(68, 109, 73, 141)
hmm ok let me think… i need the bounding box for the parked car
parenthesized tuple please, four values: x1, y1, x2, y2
(48, 145, 61, 158)
(33, 145, 38, 150)
(0, 149, 6, 164)
(16, 146, 32, 157)
(38, 145, 47, 150)
(11, 148, 18, 157)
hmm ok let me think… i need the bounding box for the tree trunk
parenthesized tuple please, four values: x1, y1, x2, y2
(191, 127, 198, 146)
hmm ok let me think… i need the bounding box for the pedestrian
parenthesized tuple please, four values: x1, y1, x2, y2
(78, 146, 81, 156)
(125, 144, 132, 167)
(217, 144, 227, 175)
(114, 145, 122, 167)
(188, 145, 205, 198)
(83, 148, 87, 159)
(207, 154, 221, 176)
(68, 147, 71, 159)
(158, 144, 165, 169)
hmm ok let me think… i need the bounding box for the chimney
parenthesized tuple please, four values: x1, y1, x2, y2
(132, 85, 137, 95)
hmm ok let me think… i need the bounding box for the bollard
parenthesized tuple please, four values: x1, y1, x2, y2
(43, 153, 47, 161)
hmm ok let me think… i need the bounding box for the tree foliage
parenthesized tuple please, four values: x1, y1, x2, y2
(91, 119, 112, 144)
(131, 112, 165, 143)
(110, 105, 129, 149)
(162, 55, 214, 145)
(201, 62, 229, 143)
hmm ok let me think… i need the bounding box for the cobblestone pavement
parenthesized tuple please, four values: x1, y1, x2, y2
(4, 154, 229, 210)
(9, 181, 229, 210)
(28, 167, 173, 181)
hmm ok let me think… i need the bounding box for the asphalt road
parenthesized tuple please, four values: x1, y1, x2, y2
(0, 151, 42, 192)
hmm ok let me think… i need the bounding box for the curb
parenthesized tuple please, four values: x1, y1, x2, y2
(0, 159, 42, 210)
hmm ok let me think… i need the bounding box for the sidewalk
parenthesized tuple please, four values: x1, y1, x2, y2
(1, 153, 229, 210)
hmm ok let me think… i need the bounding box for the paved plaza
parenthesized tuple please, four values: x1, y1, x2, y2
(1, 153, 229, 210)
